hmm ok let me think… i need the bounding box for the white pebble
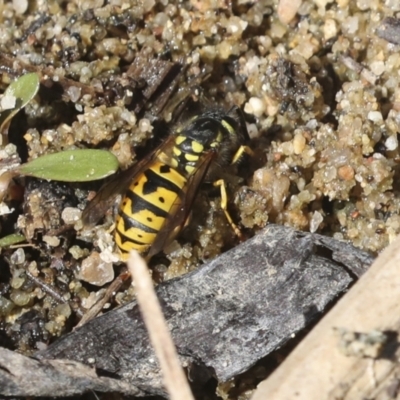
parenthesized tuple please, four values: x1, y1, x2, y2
(244, 97, 266, 117)
(67, 86, 81, 102)
(277, 0, 302, 24)
(43, 235, 61, 247)
(10, 248, 25, 265)
(0, 202, 14, 216)
(293, 132, 306, 154)
(246, 123, 260, 139)
(369, 61, 385, 76)
(139, 118, 153, 133)
(367, 111, 383, 123)
(310, 211, 324, 233)
(1, 94, 16, 110)
(385, 135, 398, 151)
(324, 165, 337, 182)
(12, 0, 28, 14)
(61, 207, 82, 224)
(323, 19, 337, 40)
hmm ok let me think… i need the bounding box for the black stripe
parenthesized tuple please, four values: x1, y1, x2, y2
(125, 190, 169, 218)
(116, 229, 147, 246)
(160, 164, 171, 173)
(119, 212, 158, 233)
(142, 167, 182, 195)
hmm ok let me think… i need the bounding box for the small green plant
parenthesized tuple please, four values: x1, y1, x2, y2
(18, 149, 119, 182)
(0, 72, 40, 134)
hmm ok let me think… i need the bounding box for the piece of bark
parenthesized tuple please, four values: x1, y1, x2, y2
(34, 225, 372, 396)
(250, 232, 400, 400)
(0, 347, 143, 397)
(376, 17, 400, 45)
(127, 51, 182, 115)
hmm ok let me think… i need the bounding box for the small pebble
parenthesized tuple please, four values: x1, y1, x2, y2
(277, 0, 302, 24)
(338, 165, 355, 181)
(0, 296, 14, 316)
(385, 135, 398, 151)
(367, 111, 383, 123)
(293, 132, 306, 154)
(43, 235, 60, 247)
(10, 248, 25, 265)
(323, 19, 337, 40)
(138, 118, 153, 133)
(244, 97, 266, 117)
(0, 94, 16, 110)
(10, 290, 31, 306)
(78, 252, 114, 286)
(61, 207, 82, 224)
(310, 211, 323, 233)
(12, 0, 28, 14)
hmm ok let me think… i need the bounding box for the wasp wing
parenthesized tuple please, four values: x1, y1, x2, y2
(147, 150, 216, 259)
(82, 136, 176, 227)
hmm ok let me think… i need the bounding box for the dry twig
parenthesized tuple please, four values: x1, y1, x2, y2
(127, 251, 195, 400)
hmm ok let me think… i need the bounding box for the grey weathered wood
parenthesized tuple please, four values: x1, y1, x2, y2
(376, 17, 400, 45)
(34, 225, 372, 396)
(250, 231, 400, 400)
(0, 347, 143, 396)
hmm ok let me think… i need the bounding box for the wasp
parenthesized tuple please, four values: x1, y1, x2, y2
(82, 107, 252, 261)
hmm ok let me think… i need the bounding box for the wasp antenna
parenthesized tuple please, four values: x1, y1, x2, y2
(228, 105, 251, 142)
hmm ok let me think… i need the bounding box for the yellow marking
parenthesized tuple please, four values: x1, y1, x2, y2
(213, 179, 242, 238)
(169, 158, 179, 168)
(120, 197, 134, 219)
(150, 162, 186, 188)
(173, 147, 182, 156)
(115, 230, 150, 255)
(221, 119, 235, 134)
(116, 214, 158, 243)
(185, 165, 195, 173)
(145, 186, 179, 212)
(231, 145, 254, 164)
(133, 208, 163, 229)
(231, 147, 244, 165)
(121, 197, 165, 229)
(185, 153, 199, 162)
(210, 132, 223, 147)
(175, 135, 186, 145)
(243, 145, 254, 156)
(191, 141, 204, 153)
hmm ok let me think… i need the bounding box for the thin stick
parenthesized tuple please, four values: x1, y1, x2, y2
(75, 270, 130, 328)
(127, 251, 195, 400)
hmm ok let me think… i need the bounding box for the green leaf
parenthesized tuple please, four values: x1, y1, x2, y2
(0, 233, 26, 248)
(0, 73, 40, 132)
(19, 149, 119, 182)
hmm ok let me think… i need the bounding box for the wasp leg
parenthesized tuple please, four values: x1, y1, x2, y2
(213, 179, 242, 238)
(231, 145, 254, 165)
(107, 222, 116, 234)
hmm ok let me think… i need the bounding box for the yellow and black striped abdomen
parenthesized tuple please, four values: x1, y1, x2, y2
(115, 160, 187, 257)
